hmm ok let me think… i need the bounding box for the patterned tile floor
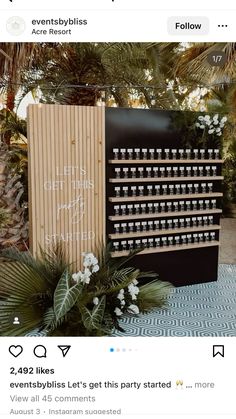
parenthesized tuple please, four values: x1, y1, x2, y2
(113, 264, 236, 337)
(26, 264, 236, 337)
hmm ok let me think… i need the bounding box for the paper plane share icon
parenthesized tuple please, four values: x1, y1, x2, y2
(57, 345, 71, 357)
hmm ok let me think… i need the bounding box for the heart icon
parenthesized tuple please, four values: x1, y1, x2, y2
(9, 345, 23, 358)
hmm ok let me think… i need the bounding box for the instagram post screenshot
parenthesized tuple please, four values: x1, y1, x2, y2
(0, 1, 235, 418)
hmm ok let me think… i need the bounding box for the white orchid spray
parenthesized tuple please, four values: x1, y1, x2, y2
(195, 114, 227, 137)
(72, 252, 100, 285)
(114, 278, 140, 317)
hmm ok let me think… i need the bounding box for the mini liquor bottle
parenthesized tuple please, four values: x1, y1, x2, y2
(205, 200, 210, 209)
(212, 166, 217, 176)
(200, 149, 205, 160)
(167, 167, 172, 177)
(128, 240, 134, 250)
(148, 221, 153, 231)
(204, 232, 209, 241)
(142, 221, 147, 231)
(187, 234, 192, 243)
(179, 201, 185, 211)
(167, 219, 173, 229)
(179, 218, 185, 228)
(194, 183, 199, 193)
(131, 186, 137, 196)
(121, 240, 127, 250)
(123, 167, 129, 179)
(120, 148, 126, 160)
(160, 167, 165, 178)
(186, 217, 191, 227)
(154, 220, 159, 230)
(131, 167, 136, 178)
(168, 236, 174, 246)
(173, 201, 179, 212)
(149, 148, 155, 159)
(153, 203, 159, 213)
(179, 149, 184, 159)
(134, 204, 140, 214)
(138, 186, 144, 196)
(167, 202, 172, 212)
(208, 149, 213, 159)
(193, 149, 198, 159)
(148, 203, 153, 214)
(127, 148, 133, 160)
(128, 222, 134, 232)
(162, 237, 167, 246)
(197, 216, 203, 226)
(160, 202, 166, 212)
(164, 148, 170, 159)
(209, 216, 213, 225)
(186, 166, 191, 176)
(192, 200, 197, 210)
(211, 199, 216, 209)
(198, 166, 203, 176)
(113, 148, 119, 160)
(123, 187, 129, 197)
(155, 185, 160, 195)
(173, 219, 179, 229)
(199, 233, 203, 242)
(210, 232, 216, 241)
(134, 148, 140, 159)
(121, 205, 126, 215)
(173, 167, 178, 177)
(201, 183, 206, 193)
(155, 238, 161, 247)
(180, 166, 185, 177)
(160, 220, 166, 230)
(175, 184, 180, 194)
(207, 182, 213, 193)
(115, 168, 121, 178)
(175, 235, 180, 245)
(146, 167, 152, 178)
(141, 203, 146, 214)
(115, 187, 121, 197)
(172, 149, 177, 159)
(121, 223, 127, 233)
(114, 223, 120, 234)
(142, 239, 148, 248)
(147, 185, 153, 196)
(186, 149, 191, 159)
(192, 217, 197, 227)
(162, 184, 168, 195)
(169, 184, 174, 195)
(199, 200, 204, 210)
(187, 183, 193, 194)
(193, 234, 198, 243)
(186, 200, 191, 211)
(114, 205, 120, 216)
(148, 238, 154, 248)
(203, 216, 208, 226)
(135, 239, 141, 249)
(142, 148, 148, 159)
(214, 149, 219, 159)
(156, 148, 162, 159)
(153, 167, 158, 177)
(135, 222, 141, 232)
(138, 167, 144, 178)
(113, 241, 119, 251)
(192, 166, 198, 176)
(205, 166, 210, 176)
(181, 235, 187, 244)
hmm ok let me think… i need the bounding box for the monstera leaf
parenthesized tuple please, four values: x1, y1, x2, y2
(80, 295, 106, 331)
(53, 269, 82, 320)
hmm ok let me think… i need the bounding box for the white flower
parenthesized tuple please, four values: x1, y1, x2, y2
(83, 253, 98, 267)
(213, 114, 219, 121)
(114, 307, 123, 316)
(204, 115, 211, 121)
(216, 132, 222, 136)
(92, 264, 99, 273)
(205, 120, 211, 126)
(195, 122, 201, 128)
(128, 284, 139, 295)
(127, 304, 139, 315)
(80, 268, 92, 284)
(208, 129, 215, 134)
(198, 116, 204, 121)
(215, 127, 221, 133)
(120, 299, 126, 307)
(117, 289, 125, 300)
(132, 279, 139, 286)
(221, 116, 227, 123)
(72, 271, 82, 283)
(199, 125, 205, 129)
(93, 297, 99, 305)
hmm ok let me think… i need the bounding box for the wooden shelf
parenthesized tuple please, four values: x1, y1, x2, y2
(111, 241, 220, 257)
(109, 176, 224, 183)
(109, 225, 221, 240)
(109, 159, 223, 164)
(109, 192, 223, 203)
(108, 208, 222, 221)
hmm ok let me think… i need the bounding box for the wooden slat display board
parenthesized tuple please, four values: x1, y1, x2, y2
(28, 104, 105, 268)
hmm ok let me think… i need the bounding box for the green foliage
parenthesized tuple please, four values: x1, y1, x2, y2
(0, 208, 10, 228)
(53, 269, 82, 321)
(138, 280, 173, 313)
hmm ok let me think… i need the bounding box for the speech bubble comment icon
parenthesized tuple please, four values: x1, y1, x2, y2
(9, 345, 23, 358)
(33, 345, 47, 358)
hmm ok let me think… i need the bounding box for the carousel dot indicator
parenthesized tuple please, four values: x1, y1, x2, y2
(109, 348, 115, 352)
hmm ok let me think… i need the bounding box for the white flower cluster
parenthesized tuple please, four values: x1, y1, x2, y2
(114, 279, 140, 317)
(72, 252, 99, 285)
(195, 114, 227, 136)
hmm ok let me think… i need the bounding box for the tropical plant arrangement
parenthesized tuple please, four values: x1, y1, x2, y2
(0, 244, 172, 336)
